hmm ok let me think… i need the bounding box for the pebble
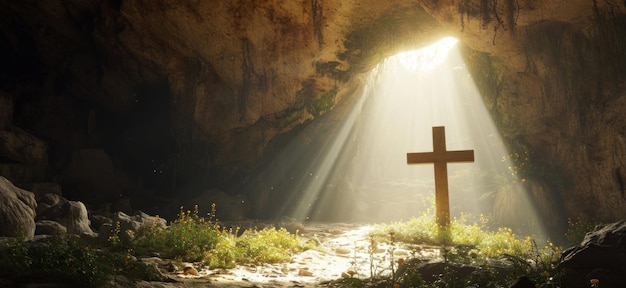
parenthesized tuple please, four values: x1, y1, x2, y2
(298, 269, 314, 276)
(183, 266, 199, 276)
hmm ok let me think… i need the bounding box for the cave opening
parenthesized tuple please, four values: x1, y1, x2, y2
(256, 37, 551, 241)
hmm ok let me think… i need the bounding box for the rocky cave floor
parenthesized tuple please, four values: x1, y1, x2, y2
(0, 221, 463, 288)
(107, 222, 523, 288)
(119, 222, 440, 288)
(3, 218, 625, 287)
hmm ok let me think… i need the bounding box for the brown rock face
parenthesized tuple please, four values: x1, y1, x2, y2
(0, 0, 625, 225)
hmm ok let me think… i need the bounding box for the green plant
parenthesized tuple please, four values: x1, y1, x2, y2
(369, 203, 568, 286)
(0, 203, 317, 285)
(238, 227, 308, 263)
(0, 236, 115, 287)
(307, 88, 337, 116)
(0, 238, 30, 278)
(131, 204, 314, 268)
(133, 204, 221, 261)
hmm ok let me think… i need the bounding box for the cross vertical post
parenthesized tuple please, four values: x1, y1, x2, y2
(406, 126, 474, 228)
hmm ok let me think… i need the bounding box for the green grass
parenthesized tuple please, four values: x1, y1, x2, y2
(370, 207, 534, 257)
(131, 204, 315, 268)
(0, 236, 114, 287)
(0, 203, 598, 287)
(366, 204, 576, 287)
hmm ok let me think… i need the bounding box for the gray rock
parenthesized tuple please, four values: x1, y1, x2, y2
(36, 196, 92, 235)
(0, 176, 36, 239)
(35, 193, 62, 215)
(90, 214, 113, 231)
(560, 220, 626, 288)
(35, 220, 67, 235)
(112, 211, 167, 234)
(57, 200, 92, 235)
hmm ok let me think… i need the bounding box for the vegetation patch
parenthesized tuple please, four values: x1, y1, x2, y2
(307, 88, 337, 116)
(0, 204, 315, 286)
(360, 202, 592, 288)
(0, 202, 602, 287)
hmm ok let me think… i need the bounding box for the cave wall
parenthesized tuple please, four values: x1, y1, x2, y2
(419, 0, 626, 221)
(0, 0, 625, 222)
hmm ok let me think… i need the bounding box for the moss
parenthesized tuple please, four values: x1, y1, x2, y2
(277, 108, 306, 129)
(307, 88, 337, 116)
(294, 80, 337, 117)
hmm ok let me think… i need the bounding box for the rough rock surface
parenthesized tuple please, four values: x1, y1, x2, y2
(96, 211, 166, 244)
(0, 176, 37, 239)
(35, 219, 68, 235)
(560, 220, 626, 288)
(36, 195, 93, 235)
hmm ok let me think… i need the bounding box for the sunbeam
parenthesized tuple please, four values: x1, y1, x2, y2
(264, 37, 548, 240)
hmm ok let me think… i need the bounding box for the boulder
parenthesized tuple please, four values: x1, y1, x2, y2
(112, 211, 167, 233)
(36, 195, 93, 235)
(0, 176, 37, 239)
(90, 214, 113, 231)
(560, 221, 626, 288)
(35, 220, 67, 235)
(99, 211, 167, 243)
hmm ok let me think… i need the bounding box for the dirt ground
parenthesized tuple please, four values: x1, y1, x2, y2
(151, 222, 440, 288)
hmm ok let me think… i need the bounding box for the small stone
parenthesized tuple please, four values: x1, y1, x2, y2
(183, 266, 199, 276)
(298, 269, 313, 276)
(393, 249, 409, 256)
(335, 247, 351, 255)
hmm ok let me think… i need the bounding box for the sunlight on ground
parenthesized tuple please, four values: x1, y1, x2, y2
(274, 37, 547, 240)
(192, 223, 441, 287)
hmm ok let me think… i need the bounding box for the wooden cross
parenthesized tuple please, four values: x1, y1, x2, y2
(406, 126, 474, 228)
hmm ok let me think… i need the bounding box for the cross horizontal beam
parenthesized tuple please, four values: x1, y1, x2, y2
(406, 150, 474, 164)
